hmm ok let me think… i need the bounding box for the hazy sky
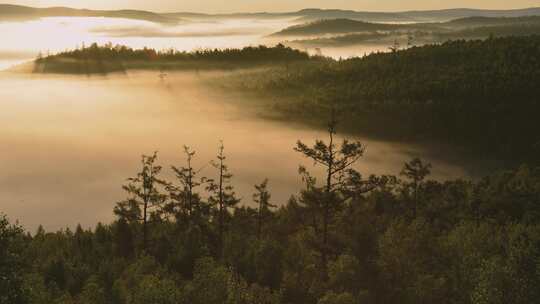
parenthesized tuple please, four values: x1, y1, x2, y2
(5, 0, 540, 13)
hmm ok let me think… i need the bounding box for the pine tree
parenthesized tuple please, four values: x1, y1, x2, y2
(294, 113, 379, 276)
(167, 146, 206, 224)
(115, 152, 168, 251)
(253, 179, 276, 239)
(400, 158, 431, 218)
(206, 142, 239, 257)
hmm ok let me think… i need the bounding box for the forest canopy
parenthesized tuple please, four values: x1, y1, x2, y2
(30, 36, 540, 163)
(31, 43, 316, 74)
(1, 124, 540, 304)
(226, 36, 540, 164)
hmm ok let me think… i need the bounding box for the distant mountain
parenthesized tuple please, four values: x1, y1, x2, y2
(0, 4, 179, 24)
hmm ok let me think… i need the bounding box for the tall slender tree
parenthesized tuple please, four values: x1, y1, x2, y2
(294, 114, 379, 275)
(167, 146, 206, 224)
(253, 179, 276, 239)
(400, 158, 431, 218)
(0, 214, 26, 304)
(115, 152, 168, 251)
(206, 142, 239, 256)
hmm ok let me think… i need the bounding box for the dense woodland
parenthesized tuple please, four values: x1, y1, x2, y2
(279, 16, 540, 48)
(32, 36, 540, 163)
(4, 34, 540, 304)
(273, 16, 540, 37)
(32, 43, 314, 74)
(2, 120, 540, 304)
(228, 36, 540, 163)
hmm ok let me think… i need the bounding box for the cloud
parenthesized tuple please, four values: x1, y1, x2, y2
(90, 24, 262, 37)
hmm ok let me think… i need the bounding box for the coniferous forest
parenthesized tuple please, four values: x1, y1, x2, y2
(2, 117, 540, 304)
(2, 5, 540, 304)
(30, 37, 540, 163)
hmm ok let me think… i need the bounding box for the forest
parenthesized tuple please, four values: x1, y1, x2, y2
(2, 119, 540, 304)
(278, 16, 540, 48)
(272, 16, 540, 37)
(27, 36, 540, 163)
(30, 43, 315, 74)
(3, 3, 540, 304)
(226, 36, 540, 164)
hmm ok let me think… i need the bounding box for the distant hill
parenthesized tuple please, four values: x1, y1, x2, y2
(289, 7, 540, 23)
(2, 4, 540, 26)
(235, 36, 540, 160)
(271, 19, 403, 37)
(401, 7, 540, 21)
(272, 15, 540, 37)
(292, 8, 413, 23)
(0, 4, 179, 24)
(446, 15, 540, 27)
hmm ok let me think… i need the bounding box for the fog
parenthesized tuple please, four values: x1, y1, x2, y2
(0, 17, 296, 69)
(0, 17, 471, 231)
(0, 16, 396, 70)
(0, 70, 471, 231)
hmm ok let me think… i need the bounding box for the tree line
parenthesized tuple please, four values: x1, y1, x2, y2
(33, 43, 315, 74)
(230, 35, 540, 163)
(2, 119, 540, 304)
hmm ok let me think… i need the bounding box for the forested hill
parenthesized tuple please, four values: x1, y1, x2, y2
(29, 43, 315, 74)
(232, 36, 540, 163)
(291, 7, 540, 22)
(271, 16, 540, 37)
(270, 19, 408, 36)
(448, 15, 540, 27)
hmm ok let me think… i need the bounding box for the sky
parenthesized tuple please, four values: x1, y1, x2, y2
(4, 0, 540, 13)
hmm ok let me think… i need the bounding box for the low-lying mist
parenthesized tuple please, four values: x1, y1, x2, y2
(0, 70, 468, 231)
(0, 16, 296, 70)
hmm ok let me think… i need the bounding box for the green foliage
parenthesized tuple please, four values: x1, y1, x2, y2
(115, 152, 168, 251)
(277, 16, 540, 47)
(234, 36, 540, 162)
(79, 276, 106, 304)
(3, 131, 540, 304)
(317, 291, 357, 304)
(0, 214, 26, 304)
(33, 43, 313, 74)
(132, 275, 182, 304)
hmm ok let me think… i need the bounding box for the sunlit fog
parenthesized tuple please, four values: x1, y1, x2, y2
(0, 71, 468, 230)
(0, 17, 298, 69)
(1, 2, 540, 302)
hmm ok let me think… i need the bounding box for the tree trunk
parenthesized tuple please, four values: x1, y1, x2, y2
(143, 200, 148, 251)
(257, 203, 262, 240)
(218, 158, 224, 257)
(322, 130, 334, 277)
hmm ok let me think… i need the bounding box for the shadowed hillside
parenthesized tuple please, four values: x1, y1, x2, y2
(272, 16, 540, 37)
(225, 36, 540, 163)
